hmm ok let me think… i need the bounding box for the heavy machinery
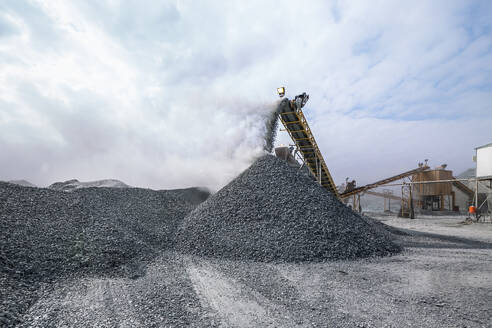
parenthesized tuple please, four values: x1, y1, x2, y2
(339, 165, 430, 217)
(274, 89, 458, 218)
(340, 165, 430, 199)
(274, 88, 431, 203)
(275, 90, 339, 197)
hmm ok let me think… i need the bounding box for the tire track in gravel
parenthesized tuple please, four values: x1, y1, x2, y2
(185, 257, 298, 328)
(21, 278, 142, 328)
(20, 253, 219, 328)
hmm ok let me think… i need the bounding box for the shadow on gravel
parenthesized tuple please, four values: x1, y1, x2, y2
(395, 228, 492, 249)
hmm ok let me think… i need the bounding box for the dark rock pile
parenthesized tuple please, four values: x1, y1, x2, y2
(176, 155, 401, 262)
(169, 187, 211, 206)
(0, 182, 207, 327)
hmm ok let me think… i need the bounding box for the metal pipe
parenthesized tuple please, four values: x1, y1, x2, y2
(408, 187, 412, 219)
(478, 196, 489, 209)
(475, 178, 479, 208)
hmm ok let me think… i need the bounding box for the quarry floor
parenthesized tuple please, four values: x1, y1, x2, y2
(20, 216, 492, 328)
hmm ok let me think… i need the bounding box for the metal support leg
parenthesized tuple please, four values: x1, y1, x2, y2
(409, 186, 414, 219)
(475, 178, 479, 208)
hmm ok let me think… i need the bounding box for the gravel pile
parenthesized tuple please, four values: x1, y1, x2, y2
(48, 178, 130, 191)
(169, 187, 211, 206)
(5, 180, 37, 188)
(0, 182, 207, 326)
(176, 155, 401, 262)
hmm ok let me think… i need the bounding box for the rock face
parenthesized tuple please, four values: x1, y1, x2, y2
(48, 179, 130, 191)
(176, 155, 401, 262)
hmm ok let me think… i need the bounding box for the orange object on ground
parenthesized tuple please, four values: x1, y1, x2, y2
(469, 206, 476, 214)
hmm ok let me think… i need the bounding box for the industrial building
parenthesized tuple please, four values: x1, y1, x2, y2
(411, 165, 473, 213)
(350, 143, 492, 219)
(340, 164, 474, 216)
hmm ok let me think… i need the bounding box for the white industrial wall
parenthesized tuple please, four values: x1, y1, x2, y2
(477, 145, 492, 178)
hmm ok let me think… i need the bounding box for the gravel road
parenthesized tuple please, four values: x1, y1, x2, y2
(373, 214, 492, 243)
(19, 254, 218, 328)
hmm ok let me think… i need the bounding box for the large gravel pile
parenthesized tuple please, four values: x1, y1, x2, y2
(176, 155, 401, 262)
(0, 182, 207, 326)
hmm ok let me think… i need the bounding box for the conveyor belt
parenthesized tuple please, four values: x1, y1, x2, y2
(277, 99, 339, 197)
(340, 166, 430, 199)
(452, 179, 474, 196)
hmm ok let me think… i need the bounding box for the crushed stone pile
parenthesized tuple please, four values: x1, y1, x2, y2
(5, 180, 37, 188)
(0, 182, 208, 327)
(168, 187, 211, 206)
(176, 155, 401, 262)
(48, 178, 130, 191)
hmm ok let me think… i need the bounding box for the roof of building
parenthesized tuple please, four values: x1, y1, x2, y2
(475, 142, 492, 150)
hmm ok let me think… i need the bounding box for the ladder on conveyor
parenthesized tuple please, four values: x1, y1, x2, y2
(277, 98, 339, 198)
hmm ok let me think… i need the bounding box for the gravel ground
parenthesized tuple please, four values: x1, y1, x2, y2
(176, 155, 400, 262)
(19, 228, 492, 327)
(19, 253, 219, 328)
(0, 182, 208, 327)
(371, 214, 492, 243)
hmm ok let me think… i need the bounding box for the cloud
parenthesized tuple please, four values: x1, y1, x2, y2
(0, 0, 491, 190)
(0, 13, 19, 37)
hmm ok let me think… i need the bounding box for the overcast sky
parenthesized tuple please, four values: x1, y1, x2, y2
(1, 0, 491, 190)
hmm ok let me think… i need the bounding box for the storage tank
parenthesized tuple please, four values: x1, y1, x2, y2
(412, 167, 454, 211)
(412, 168, 453, 196)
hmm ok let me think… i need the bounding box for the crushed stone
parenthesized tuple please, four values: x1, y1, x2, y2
(176, 155, 401, 262)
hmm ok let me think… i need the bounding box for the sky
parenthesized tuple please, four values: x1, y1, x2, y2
(0, 0, 491, 190)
